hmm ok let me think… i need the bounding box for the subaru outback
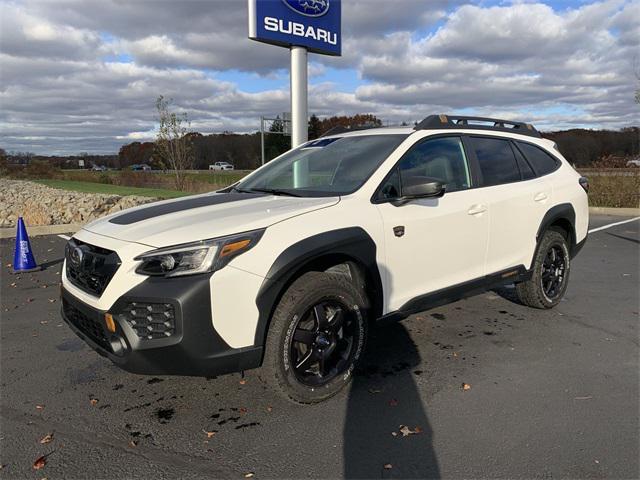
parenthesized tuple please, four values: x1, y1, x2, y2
(61, 114, 589, 403)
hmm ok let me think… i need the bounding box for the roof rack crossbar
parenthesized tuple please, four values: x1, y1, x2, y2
(414, 114, 541, 138)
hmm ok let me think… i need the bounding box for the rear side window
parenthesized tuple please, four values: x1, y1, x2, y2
(468, 137, 520, 186)
(517, 142, 560, 176)
(512, 144, 536, 180)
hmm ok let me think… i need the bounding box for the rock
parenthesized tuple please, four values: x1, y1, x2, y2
(0, 179, 158, 227)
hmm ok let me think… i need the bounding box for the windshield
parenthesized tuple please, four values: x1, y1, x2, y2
(236, 134, 408, 197)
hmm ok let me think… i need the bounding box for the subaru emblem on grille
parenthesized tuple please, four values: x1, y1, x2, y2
(70, 246, 84, 267)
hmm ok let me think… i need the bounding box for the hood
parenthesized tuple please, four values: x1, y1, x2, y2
(83, 192, 339, 247)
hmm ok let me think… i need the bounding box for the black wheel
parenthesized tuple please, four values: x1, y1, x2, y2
(261, 271, 368, 404)
(516, 229, 571, 309)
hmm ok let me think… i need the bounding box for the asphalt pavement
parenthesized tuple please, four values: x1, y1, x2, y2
(1, 215, 638, 479)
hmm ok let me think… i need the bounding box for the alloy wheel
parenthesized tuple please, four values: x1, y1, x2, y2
(289, 300, 357, 387)
(541, 244, 567, 301)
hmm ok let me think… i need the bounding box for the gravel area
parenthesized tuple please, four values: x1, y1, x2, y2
(0, 179, 156, 227)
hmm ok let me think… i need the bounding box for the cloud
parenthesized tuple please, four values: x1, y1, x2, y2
(0, 0, 638, 154)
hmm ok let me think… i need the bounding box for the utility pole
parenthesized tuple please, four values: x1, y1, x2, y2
(260, 115, 265, 166)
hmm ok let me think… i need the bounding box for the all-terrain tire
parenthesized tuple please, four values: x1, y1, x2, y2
(261, 271, 368, 404)
(516, 229, 571, 309)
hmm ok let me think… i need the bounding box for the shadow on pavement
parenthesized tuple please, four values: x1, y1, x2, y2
(40, 257, 64, 270)
(343, 322, 440, 478)
(606, 231, 640, 245)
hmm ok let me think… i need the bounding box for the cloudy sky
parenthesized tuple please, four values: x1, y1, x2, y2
(1, 0, 639, 155)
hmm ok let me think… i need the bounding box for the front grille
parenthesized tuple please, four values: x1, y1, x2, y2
(118, 302, 176, 340)
(65, 239, 121, 296)
(63, 299, 112, 352)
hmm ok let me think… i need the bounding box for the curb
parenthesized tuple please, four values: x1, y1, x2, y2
(0, 224, 83, 239)
(589, 207, 640, 217)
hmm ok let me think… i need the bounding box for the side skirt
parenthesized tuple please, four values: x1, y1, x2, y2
(377, 265, 531, 325)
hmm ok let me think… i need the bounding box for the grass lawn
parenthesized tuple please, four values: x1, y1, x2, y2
(35, 179, 191, 199)
(587, 175, 640, 208)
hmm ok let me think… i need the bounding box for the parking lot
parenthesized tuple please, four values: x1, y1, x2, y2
(1, 214, 638, 479)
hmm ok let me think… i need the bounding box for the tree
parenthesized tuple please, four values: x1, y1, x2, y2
(154, 95, 194, 190)
(265, 116, 290, 161)
(308, 114, 322, 140)
(313, 114, 383, 136)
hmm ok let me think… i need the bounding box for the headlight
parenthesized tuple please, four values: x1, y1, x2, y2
(134, 229, 264, 277)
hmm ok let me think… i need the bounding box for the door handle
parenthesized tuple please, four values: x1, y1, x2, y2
(534, 192, 548, 202)
(468, 204, 487, 215)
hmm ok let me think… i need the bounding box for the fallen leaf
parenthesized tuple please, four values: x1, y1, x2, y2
(48, 299, 56, 303)
(389, 399, 399, 407)
(89, 398, 98, 406)
(461, 383, 471, 391)
(398, 425, 422, 437)
(244, 473, 254, 478)
(383, 464, 393, 470)
(391, 432, 398, 437)
(129, 440, 138, 447)
(239, 379, 247, 385)
(39, 433, 54, 444)
(239, 407, 248, 414)
(266, 406, 272, 412)
(32, 455, 47, 470)
(35, 405, 44, 410)
(574, 396, 592, 400)
(10, 282, 16, 287)
(40, 320, 48, 325)
(202, 430, 217, 438)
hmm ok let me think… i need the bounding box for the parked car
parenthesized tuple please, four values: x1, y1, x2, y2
(92, 165, 107, 172)
(209, 162, 234, 171)
(626, 159, 640, 167)
(131, 164, 151, 171)
(61, 114, 588, 403)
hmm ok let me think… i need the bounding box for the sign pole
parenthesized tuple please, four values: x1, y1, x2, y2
(291, 46, 308, 186)
(290, 46, 308, 148)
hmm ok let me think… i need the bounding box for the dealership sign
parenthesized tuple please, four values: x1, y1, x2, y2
(248, 0, 342, 56)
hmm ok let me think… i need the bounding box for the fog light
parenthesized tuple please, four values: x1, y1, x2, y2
(105, 313, 116, 333)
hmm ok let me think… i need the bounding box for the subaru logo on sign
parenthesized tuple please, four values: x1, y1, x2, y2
(249, 0, 341, 56)
(282, 0, 329, 17)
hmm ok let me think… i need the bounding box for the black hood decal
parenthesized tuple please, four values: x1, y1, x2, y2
(109, 192, 264, 225)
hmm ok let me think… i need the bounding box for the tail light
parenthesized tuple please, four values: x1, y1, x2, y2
(579, 177, 589, 193)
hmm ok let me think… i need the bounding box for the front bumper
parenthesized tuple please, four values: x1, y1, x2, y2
(60, 273, 262, 377)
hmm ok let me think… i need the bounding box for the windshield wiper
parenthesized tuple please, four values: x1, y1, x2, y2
(231, 186, 255, 194)
(245, 187, 301, 197)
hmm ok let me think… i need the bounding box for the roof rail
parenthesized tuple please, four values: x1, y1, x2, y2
(414, 114, 541, 138)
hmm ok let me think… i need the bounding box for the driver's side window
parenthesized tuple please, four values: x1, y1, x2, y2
(378, 136, 471, 201)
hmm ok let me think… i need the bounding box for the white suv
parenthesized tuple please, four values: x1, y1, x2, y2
(61, 115, 589, 403)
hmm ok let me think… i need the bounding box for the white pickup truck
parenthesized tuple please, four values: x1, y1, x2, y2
(209, 162, 234, 171)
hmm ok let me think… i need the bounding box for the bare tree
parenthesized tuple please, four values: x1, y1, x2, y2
(155, 95, 194, 191)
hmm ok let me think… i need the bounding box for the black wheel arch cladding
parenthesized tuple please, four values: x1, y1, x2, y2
(253, 227, 381, 347)
(536, 203, 578, 253)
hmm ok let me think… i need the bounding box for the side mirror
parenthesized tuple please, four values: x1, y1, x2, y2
(395, 176, 445, 205)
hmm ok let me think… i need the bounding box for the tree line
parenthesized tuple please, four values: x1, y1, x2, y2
(2, 121, 638, 172)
